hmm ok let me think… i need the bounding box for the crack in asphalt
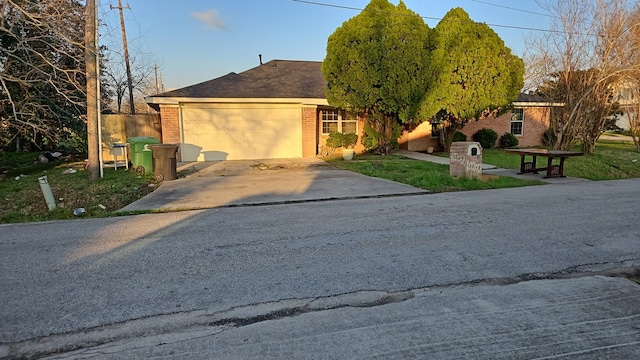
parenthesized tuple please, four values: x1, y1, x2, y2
(3, 264, 639, 360)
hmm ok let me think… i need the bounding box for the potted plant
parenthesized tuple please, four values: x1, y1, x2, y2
(326, 132, 358, 160)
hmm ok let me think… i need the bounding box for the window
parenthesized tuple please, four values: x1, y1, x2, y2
(511, 108, 524, 136)
(321, 109, 358, 134)
(430, 121, 440, 139)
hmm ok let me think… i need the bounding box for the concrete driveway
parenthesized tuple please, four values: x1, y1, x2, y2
(120, 158, 429, 212)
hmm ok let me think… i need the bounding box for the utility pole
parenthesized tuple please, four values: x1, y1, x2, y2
(111, 0, 135, 114)
(85, 0, 100, 180)
(154, 64, 159, 94)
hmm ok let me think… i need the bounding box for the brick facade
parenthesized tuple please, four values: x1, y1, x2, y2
(159, 105, 181, 160)
(401, 107, 551, 152)
(461, 107, 550, 148)
(302, 106, 318, 157)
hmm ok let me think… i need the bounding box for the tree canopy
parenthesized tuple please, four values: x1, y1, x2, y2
(420, 8, 524, 150)
(322, 0, 433, 154)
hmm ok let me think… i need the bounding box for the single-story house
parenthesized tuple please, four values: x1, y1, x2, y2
(145, 59, 553, 161)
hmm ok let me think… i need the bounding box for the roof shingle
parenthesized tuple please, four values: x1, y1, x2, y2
(155, 60, 327, 99)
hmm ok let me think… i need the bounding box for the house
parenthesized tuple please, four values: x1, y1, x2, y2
(399, 93, 555, 151)
(145, 60, 552, 161)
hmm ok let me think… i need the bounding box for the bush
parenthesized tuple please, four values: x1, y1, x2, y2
(499, 132, 519, 148)
(472, 128, 498, 149)
(452, 131, 467, 142)
(326, 132, 358, 150)
(326, 132, 344, 149)
(542, 128, 556, 147)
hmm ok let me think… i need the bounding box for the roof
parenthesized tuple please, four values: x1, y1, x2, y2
(147, 60, 554, 108)
(152, 60, 327, 99)
(515, 93, 548, 103)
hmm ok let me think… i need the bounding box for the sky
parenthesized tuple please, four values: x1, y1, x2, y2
(97, 0, 554, 91)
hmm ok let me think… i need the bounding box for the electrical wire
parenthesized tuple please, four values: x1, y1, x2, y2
(470, 0, 554, 18)
(290, 0, 596, 36)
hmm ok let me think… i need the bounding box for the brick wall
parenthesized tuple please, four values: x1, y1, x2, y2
(399, 121, 439, 151)
(399, 106, 551, 152)
(302, 106, 318, 157)
(159, 105, 181, 161)
(461, 108, 550, 148)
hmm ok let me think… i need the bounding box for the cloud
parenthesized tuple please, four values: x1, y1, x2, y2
(192, 9, 226, 30)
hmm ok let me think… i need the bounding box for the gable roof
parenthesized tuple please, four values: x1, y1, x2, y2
(152, 60, 327, 99)
(147, 59, 554, 109)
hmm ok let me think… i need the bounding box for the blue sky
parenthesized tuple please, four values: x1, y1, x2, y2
(98, 0, 553, 91)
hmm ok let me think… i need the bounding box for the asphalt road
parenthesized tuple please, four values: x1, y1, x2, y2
(1, 178, 640, 358)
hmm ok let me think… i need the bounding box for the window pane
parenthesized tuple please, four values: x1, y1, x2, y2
(510, 122, 523, 135)
(513, 108, 524, 121)
(323, 122, 338, 134)
(321, 110, 339, 134)
(342, 121, 357, 134)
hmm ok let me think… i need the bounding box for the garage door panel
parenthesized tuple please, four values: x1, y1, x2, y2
(181, 106, 302, 161)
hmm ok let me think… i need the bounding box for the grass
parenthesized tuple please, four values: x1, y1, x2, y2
(327, 154, 544, 192)
(482, 141, 640, 180)
(2, 140, 638, 224)
(327, 140, 640, 191)
(0, 152, 156, 223)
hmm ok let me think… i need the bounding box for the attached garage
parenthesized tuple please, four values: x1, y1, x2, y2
(145, 60, 332, 161)
(180, 104, 302, 161)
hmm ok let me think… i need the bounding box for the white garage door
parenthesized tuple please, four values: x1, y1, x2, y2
(180, 104, 303, 161)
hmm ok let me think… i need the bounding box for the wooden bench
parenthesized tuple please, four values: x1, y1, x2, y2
(506, 149, 583, 179)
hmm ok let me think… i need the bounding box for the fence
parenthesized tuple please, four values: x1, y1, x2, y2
(101, 114, 162, 162)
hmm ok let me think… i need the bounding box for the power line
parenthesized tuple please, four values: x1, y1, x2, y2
(470, 0, 554, 18)
(290, 0, 589, 36)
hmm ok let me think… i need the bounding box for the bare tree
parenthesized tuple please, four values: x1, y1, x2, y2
(0, 0, 87, 151)
(527, 0, 640, 154)
(102, 50, 155, 114)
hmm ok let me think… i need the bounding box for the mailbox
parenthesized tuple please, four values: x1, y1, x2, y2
(450, 142, 483, 178)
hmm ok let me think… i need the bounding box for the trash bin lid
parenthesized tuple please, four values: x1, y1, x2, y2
(127, 136, 160, 144)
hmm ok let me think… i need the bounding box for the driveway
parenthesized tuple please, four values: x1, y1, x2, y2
(120, 158, 429, 211)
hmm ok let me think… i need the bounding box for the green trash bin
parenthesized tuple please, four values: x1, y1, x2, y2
(127, 136, 160, 174)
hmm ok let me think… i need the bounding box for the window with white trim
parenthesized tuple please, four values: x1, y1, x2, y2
(511, 108, 524, 136)
(321, 109, 357, 134)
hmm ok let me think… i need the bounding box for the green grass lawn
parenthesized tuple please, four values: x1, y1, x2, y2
(0, 153, 156, 223)
(328, 154, 544, 192)
(482, 141, 640, 180)
(328, 140, 640, 191)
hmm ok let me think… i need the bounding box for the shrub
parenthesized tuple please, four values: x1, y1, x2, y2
(499, 132, 519, 148)
(362, 121, 401, 153)
(452, 131, 467, 142)
(326, 132, 358, 150)
(342, 132, 358, 148)
(325, 132, 343, 150)
(542, 128, 556, 147)
(472, 128, 498, 149)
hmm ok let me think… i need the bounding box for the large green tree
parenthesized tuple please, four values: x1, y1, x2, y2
(421, 8, 524, 151)
(322, 0, 433, 155)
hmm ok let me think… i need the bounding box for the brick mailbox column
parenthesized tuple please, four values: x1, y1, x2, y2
(449, 142, 483, 178)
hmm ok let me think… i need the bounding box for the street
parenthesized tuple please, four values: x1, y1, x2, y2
(1, 178, 640, 358)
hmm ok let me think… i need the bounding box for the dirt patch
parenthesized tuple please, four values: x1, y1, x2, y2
(480, 174, 500, 182)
